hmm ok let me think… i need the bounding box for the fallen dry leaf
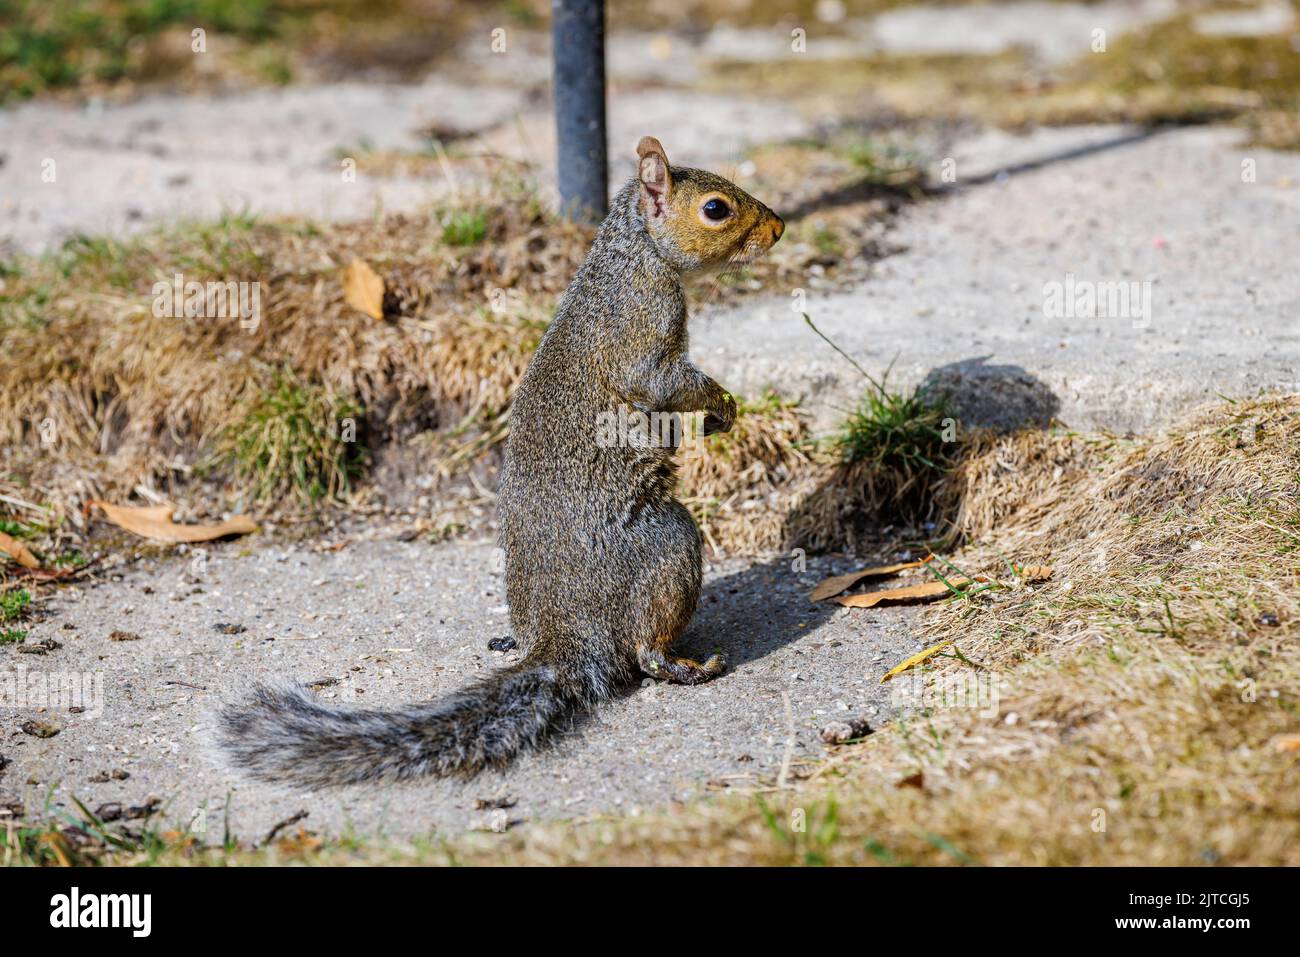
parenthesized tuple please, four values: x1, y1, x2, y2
(1273, 733, 1300, 753)
(838, 578, 971, 608)
(89, 501, 256, 543)
(342, 257, 385, 320)
(896, 771, 925, 790)
(880, 640, 954, 683)
(808, 555, 934, 602)
(273, 826, 323, 854)
(0, 531, 39, 569)
(836, 565, 1053, 608)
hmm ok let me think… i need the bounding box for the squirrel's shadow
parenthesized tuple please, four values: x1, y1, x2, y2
(680, 553, 837, 671)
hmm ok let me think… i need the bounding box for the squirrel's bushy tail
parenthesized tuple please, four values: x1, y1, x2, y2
(216, 656, 607, 789)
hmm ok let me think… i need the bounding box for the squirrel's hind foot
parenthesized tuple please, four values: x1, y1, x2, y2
(638, 645, 726, 685)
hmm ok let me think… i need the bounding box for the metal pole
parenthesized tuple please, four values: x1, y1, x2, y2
(551, 0, 608, 223)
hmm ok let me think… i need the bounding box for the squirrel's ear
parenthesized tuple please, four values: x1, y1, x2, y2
(636, 136, 672, 220)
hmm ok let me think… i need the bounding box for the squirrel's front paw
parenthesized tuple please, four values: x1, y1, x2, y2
(702, 391, 737, 436)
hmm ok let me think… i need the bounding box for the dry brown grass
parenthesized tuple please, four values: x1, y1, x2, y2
(0, 177, 587, 518)
(677, 391, 814, 555)
(781, 457, 931, 554)
(0, 145, 906, 548)
(707, 6, 1300, 151)
(0, 101, 913, 520)
(399, 394, 1299, 865)
(939, 426, 1112, 544)
(410, 393, 1299, 866)
(10, 394, 1297, 866)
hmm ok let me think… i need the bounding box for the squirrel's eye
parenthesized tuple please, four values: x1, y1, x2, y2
(702, 198, 731, 221)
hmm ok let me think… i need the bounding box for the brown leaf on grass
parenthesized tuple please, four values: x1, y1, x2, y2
(89, 501, 256, 543)
(836, 565, 1053, 608)
(0, 532, 39, 569)
(838, 579, 970, 608)
(0, 533, 89, 581)
(342, 258, 385, 320)
(273, 826, 323, 855)
(1020, 565, 1053, 579)
(808, 554, 934, 602)
(896, 771, 925, 790)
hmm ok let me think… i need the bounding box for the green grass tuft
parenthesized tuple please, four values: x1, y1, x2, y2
(841, 138, 923, 188)
(440, 210, 489, 247)
(0, 517, 40, 538)
(802, 311, 956, 484)
(1, 588, 32, 622)
(835, 380, 953, 474)
(0, 0, 278, 102)
(793, 311, 959, 529)
(217, 372, 366, 504)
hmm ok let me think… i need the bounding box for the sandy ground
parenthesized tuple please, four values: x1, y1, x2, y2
(5, 538, 921, 843)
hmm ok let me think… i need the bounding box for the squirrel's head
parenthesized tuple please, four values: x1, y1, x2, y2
(634, 136, 784, 272)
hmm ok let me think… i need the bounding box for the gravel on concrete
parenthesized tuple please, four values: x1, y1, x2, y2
(4, 537, 922, 842)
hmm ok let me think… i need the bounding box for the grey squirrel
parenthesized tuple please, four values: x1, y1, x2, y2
(216, 137, 785, 787)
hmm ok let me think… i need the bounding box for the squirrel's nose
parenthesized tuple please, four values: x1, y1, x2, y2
(770, 215, 785, 244)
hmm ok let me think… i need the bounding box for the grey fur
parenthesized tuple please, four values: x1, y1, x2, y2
(216, 159, 783, 788)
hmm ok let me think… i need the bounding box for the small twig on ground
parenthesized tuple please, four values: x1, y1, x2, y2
(16, 555, 101, 582)
(802, 312, 888, 396)
(261, 809, 309, 847)
(777, 690, 795, 789)
(0, 493, 45, 514)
